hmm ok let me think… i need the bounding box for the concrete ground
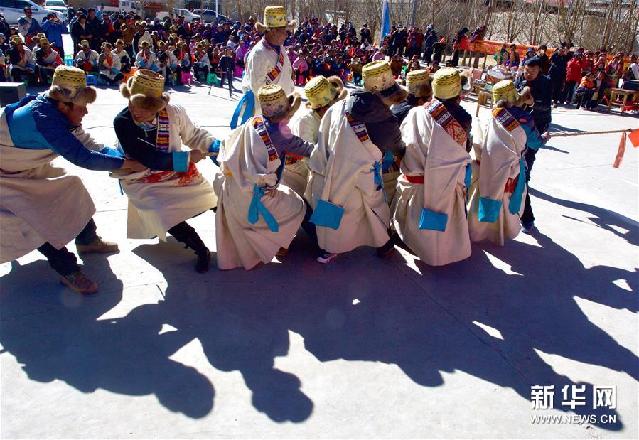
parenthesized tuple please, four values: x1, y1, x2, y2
(0, 80, 637, 439)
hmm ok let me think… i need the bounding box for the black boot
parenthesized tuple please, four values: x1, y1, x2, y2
(194, 248, 211, 273)
(376, 229, 398, 258)
(168, 222, 211, 273)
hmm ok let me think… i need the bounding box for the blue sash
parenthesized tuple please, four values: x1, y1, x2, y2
(247, 184, 279, 232)
(508, 158, 526, 215)
(371, 160, 383, 191)
(464, 163, 472, 202)
(230, 90, 255, 129)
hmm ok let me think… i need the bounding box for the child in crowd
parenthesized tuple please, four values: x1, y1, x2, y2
(574, 71, 597, 110)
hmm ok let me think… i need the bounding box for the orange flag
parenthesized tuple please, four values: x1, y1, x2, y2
(628, 129, 639, 148)
(613, 132, 627, 168)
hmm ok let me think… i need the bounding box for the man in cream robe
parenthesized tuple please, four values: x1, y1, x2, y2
(215, 84, 314, 270)
(386, 69, 432, 203)
(114, 70, 217, 273)
(393, 68, 472, 266)
(0, 66, 143, 294)
(286, 75, 346, 197)
(467, 81, 544, 245)
(232, 6, 295, 128)
(307, 61, 406, 263)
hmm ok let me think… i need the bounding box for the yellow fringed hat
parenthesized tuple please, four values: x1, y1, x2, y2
(362, 61, 407, 102)
(304, 76, 344, 110)
(406, 69, 431, 97)
(51, 65, 87, 94)
(432, 67, 462, 100)
(258, 84, 300, 120)
(48, 65, 97, 105)
(125, 69, 165, 98)
(492, 80, 518, 104)
(257, 6, 295, 30)
(362, 61, 394, 93)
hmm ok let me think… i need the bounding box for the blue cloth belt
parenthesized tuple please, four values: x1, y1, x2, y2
(381, 150, 395, 172)
(247, 184, 279, 232)
(208, 139, 221, 166)
(371, 161, 383, 191)
(508, 158, 527, 215)
(230, 90, 255, 129)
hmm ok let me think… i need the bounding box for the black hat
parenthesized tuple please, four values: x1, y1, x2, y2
(524, 56, 542, 67)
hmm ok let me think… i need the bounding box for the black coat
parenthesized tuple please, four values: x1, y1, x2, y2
(346, 90, 405, 156)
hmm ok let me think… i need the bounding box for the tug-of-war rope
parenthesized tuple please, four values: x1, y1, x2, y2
(545, 128, 638, 168)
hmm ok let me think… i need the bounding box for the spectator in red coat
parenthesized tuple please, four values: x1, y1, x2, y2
(580, 50, 594, 74)
(564, 54, 583, 104)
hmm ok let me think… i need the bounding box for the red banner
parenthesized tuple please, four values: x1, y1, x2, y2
(471, 40, 542, 57)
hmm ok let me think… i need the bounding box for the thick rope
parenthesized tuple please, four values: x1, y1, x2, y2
(550, 128, 634, 137)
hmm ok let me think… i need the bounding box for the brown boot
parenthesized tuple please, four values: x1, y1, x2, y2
(60, 271, 98, 294)
(76, 238, 119, 254)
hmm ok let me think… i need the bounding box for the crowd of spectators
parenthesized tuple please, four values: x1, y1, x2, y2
(0, 4, 637, 112)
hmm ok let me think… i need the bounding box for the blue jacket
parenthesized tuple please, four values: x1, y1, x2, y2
(3, 94, 124, 171)
(42, 20, 67, 49)
(17, 16, 42, 35)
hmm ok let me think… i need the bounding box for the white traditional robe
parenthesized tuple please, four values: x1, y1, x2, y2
(307, 100, 390, 254)
(284, 106, 319, 197)
(393, 103, 472, 266)
(118, 104, 216, 240)
(0, 113, 96, 263)
(241, 39, 294, 114)
(75, 49, 99, 68)
(213, 117, 306, 270)
(467, 107, 527, 245)
(99, 53, 122, 80)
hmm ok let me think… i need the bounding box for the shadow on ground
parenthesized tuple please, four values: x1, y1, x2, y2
(0, 192, 637, 428)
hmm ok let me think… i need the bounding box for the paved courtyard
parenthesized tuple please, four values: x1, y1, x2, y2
(0, 81, 637, 438)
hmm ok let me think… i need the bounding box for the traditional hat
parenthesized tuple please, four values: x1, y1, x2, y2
(120, 69, 169, 112)
(47, 65, 97, 106)
(362, 61, 407, 101)
(406, 69, 431, 97)
(256, 6, 295, 32)
(304, 75, 346, 109)
(432, 67, 462, 100)
(492, 80, 518, 104)
(10, 35, 22, 45)
(123, 69, 164, 98)
(257, 84, 300, 120)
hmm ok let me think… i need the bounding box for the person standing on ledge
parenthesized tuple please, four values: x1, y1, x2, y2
(231, 5, 295, 128)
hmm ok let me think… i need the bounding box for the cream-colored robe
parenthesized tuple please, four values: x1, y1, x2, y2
(307, 100, 390, 254)
(284, 106, 318, 197)
(393, 105, 472, 266)
(241, 40, 294, 115)
(118, 104, 217, 240)
(0, 112, 96, 263)
(213, 117, 306, 270)
(467, 108, 527, 245)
